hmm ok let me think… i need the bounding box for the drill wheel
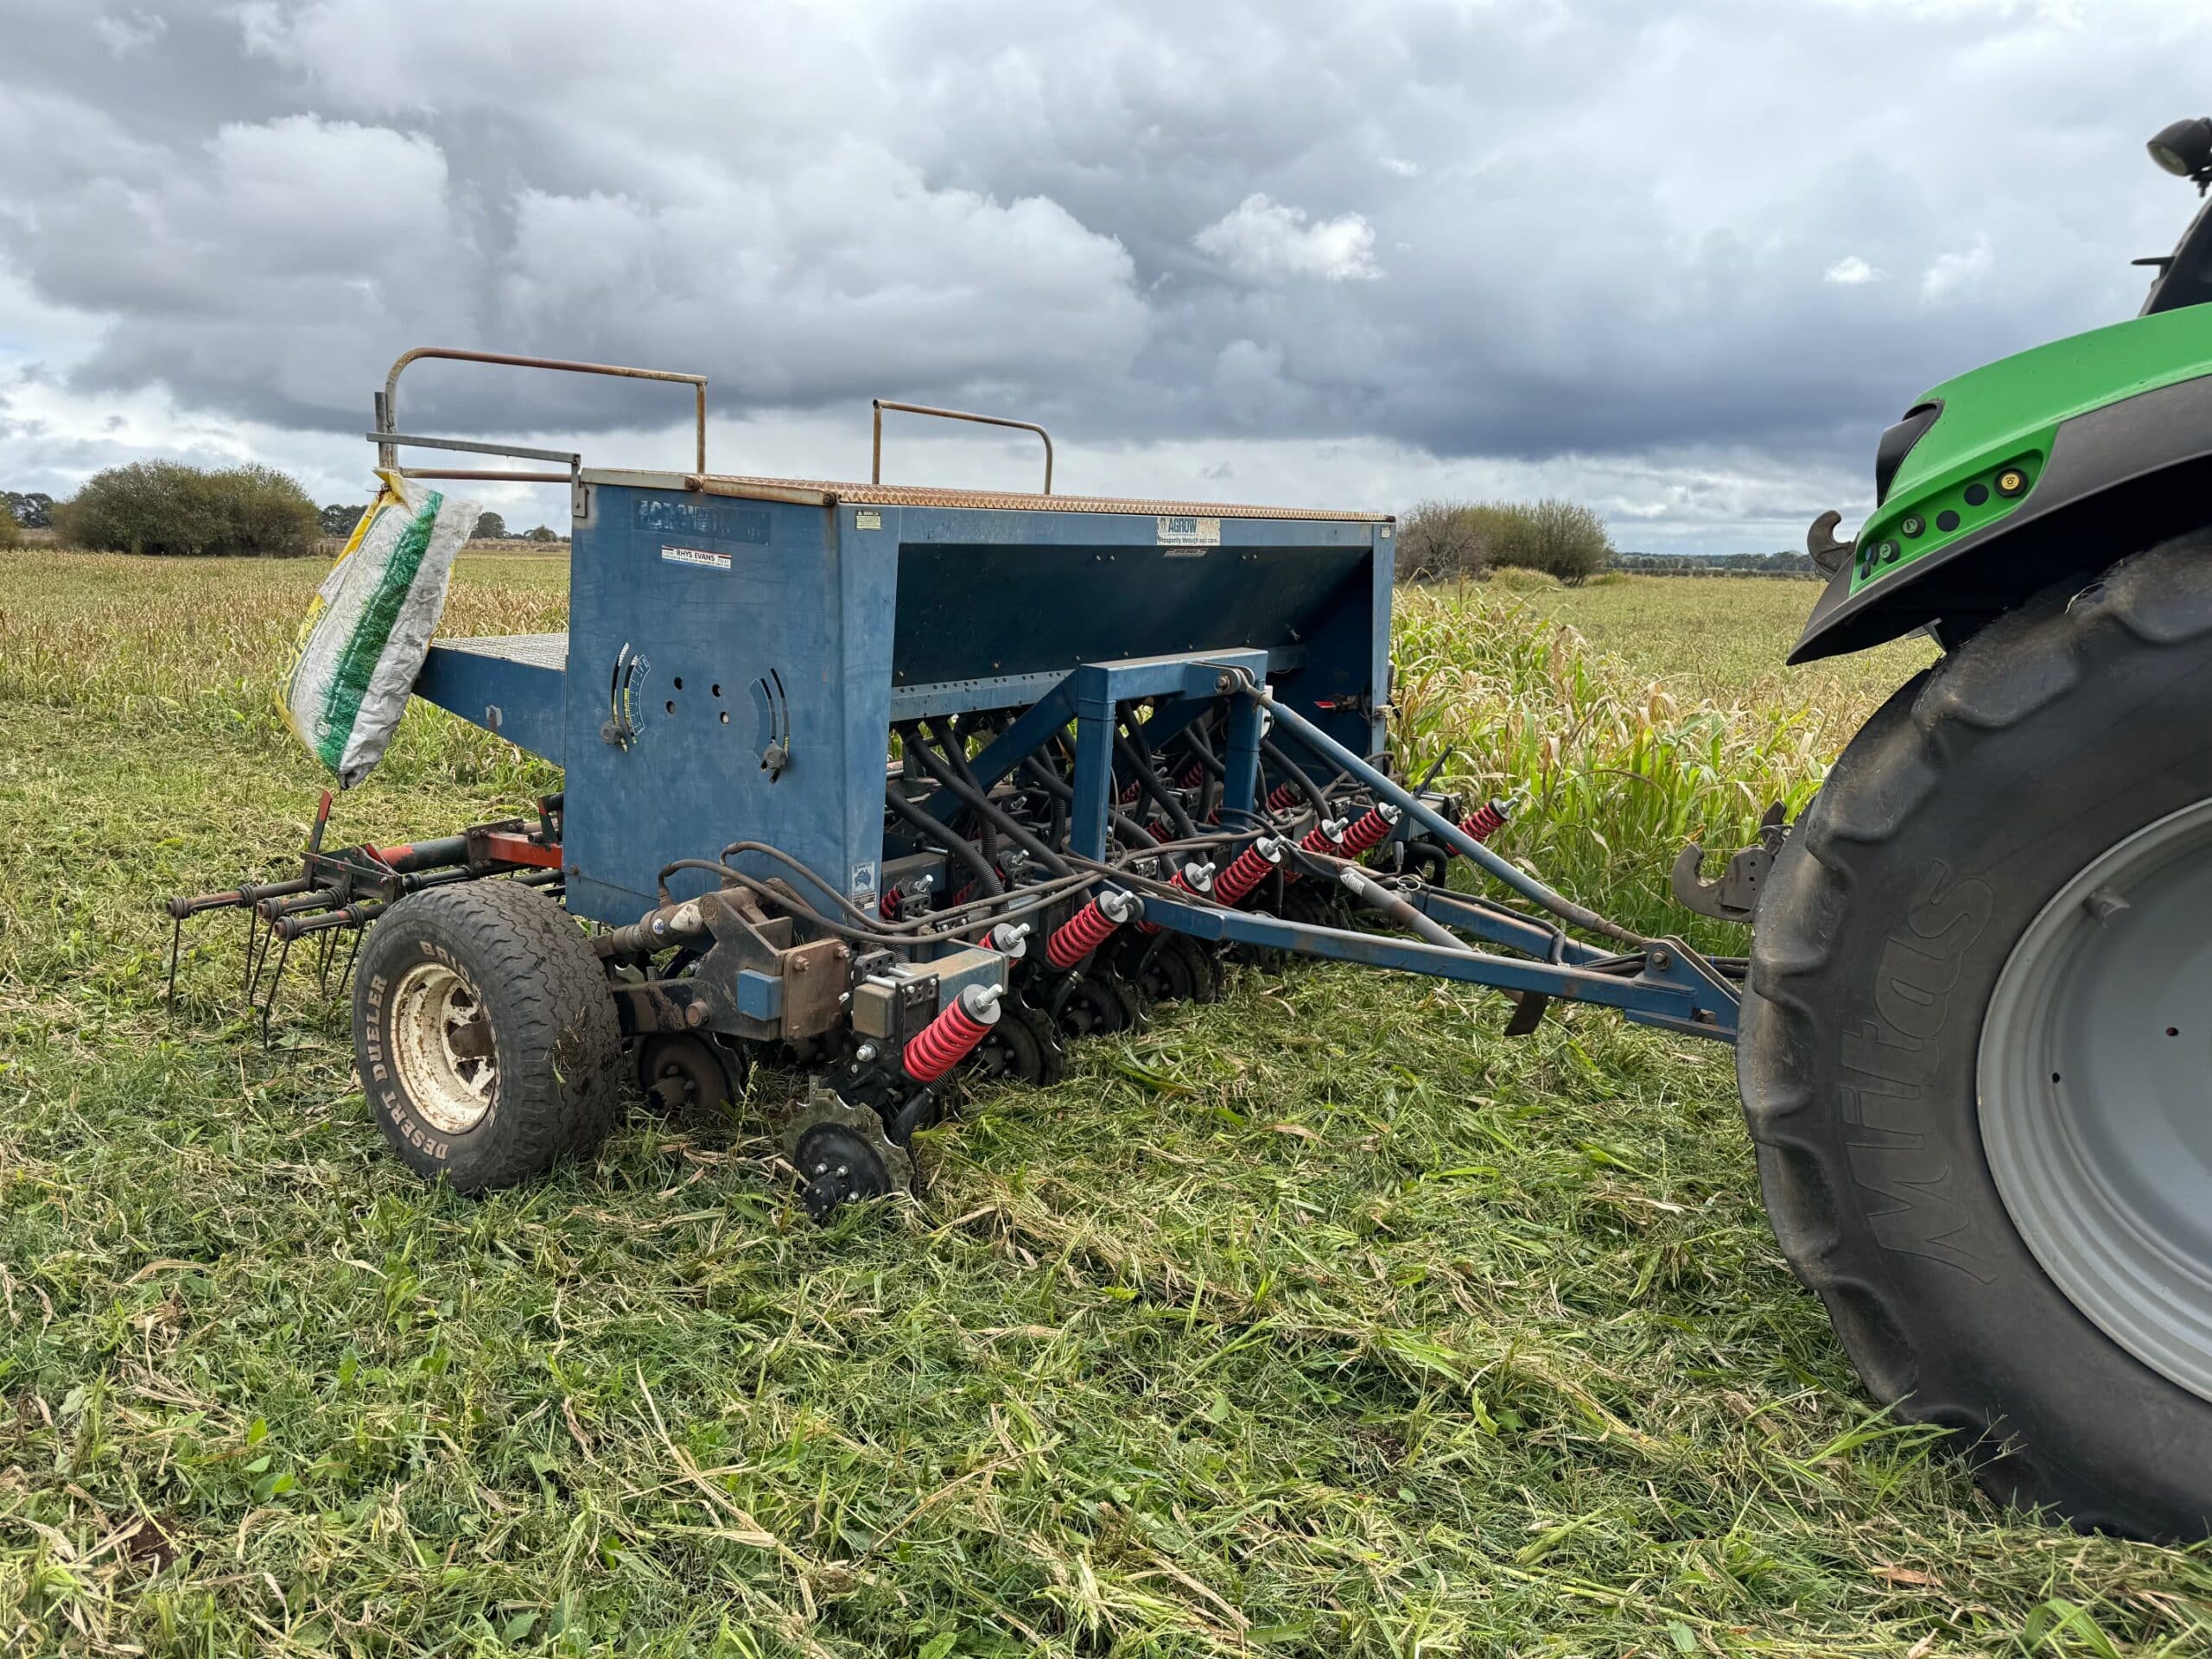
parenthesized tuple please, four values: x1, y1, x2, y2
(785, 1092, 913, 1224)
(967, 999, 1065, 1087)
(635, 1033, 748, 1117)
(1281, 880, 1351, 933)
(1185, 935, 1228, 1002)
(1227, 931, 1292, 973)
(1116, 931, 1218, 1006)
(1049, 969, 1145, 1039)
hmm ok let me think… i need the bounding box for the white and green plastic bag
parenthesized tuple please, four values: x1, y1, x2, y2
(280, 472, 479, 787)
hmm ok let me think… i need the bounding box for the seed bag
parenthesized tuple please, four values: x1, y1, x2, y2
(280, 473, 479, 787)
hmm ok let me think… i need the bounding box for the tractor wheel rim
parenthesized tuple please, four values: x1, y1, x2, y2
(1981, 794, 2212, 1402)
(391, 960, 496, 1135)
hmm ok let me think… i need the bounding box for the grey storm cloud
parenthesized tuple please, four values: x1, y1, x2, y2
(3, 0, 2211, 505)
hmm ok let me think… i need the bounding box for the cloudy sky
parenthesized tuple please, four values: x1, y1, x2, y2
(2, 0, 2207, 551)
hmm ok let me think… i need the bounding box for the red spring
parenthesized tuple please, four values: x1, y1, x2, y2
(1140, 863, 1212, 934)
(1297, 819, 1344, 857)
(1211, 838, 1282, 906)
(1283, 817, 1346, 881)
(1178, 760, 1204, 789)
(1046, 893, 1130, 969)
(1147, 821, 1169, 843)
(1264, 780, 1302, 812)
(1459, 800, 1507, 842)
(1336, 804, 1401, 857)
(1118, 779, 1142, 804)
(879, 888, 899, 920)
(902, 986, 1001, 1082)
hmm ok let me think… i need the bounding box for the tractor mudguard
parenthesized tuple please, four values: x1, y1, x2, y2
(1792, 304, 2212, 663)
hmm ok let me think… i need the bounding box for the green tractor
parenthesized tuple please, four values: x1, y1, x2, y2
(1735, 117, 2212, 1537)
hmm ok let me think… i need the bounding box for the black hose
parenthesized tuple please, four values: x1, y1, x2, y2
(1173, 718, 1226, 823)
(899, 723, 994, 870)
(716, 837, 883, 925)
(1260, 736, 1332, 817)
(968, 709, 1154, 849)
(1173, 721, 1224, 781)
(656, 857, 1091, 949)
(905, 725, 1073, 877)
(925, 716, 987, 791)
(1018, 754, 1156, 852)
(884, 781, 1004, 898)
(1116, 723, 1198, 840)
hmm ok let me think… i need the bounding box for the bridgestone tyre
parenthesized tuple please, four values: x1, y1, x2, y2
(353, 880, 623, 1193)
(1741, 534, 2212, 1538)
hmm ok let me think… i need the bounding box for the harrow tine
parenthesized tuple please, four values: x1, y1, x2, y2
(241, 906, 270, 1001)
(243, 917, 268, 1011)
(257, 929, 295, 1046)
(334, 925, 364, 1001)
(164, 913, 184, 1009)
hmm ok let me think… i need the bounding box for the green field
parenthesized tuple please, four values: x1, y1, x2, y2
(3, 552, 2204, 1657)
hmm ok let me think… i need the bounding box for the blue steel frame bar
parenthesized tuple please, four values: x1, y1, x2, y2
(950, 684, 1074, 807)
(1407, 885, 1614, 967)
(1138, 893, 1738, 1041)
(882, 647, 1732, 1038)
(1251, 678, 1637, 946)
(918, 650, 1270, 836)
(1066, 652, 1268, 858)
(948, 652, 1270, 856)
(1115, 696, 1262, 821)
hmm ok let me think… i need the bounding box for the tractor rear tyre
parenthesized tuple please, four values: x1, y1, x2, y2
(1742, 534, 2212, 1538)
(353, 879, 623, 1193)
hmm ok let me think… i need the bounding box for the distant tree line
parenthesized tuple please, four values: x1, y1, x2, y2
(1392, 496, 1824, 585)
(1610, 550, 1821, 578)
(4, 464, 568, 556)
(1397, 498, 1613, 584)
(467, 512, 565, 543)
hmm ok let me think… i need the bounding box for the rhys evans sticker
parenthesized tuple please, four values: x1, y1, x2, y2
(660, 544, 731, 571)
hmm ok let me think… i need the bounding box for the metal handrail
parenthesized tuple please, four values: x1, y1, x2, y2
(374, 347, 709, 479)
(366, 433, 582, 465)
(871, 398, 1054, 494)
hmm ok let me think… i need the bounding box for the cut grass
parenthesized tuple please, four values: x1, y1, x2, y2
(2, 551, 2207, 1656)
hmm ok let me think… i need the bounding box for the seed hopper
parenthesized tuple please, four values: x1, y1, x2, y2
(166, 346, 1738, 1215)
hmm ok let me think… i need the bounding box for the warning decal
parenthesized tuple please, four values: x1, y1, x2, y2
(1156, 515, 1221, 549)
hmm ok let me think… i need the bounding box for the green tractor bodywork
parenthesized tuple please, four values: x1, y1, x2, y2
(1793, 178, 2212, 664)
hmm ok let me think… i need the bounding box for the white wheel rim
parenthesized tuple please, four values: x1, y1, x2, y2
(1980, 795, 2212, 1402)
(390, 960, 497, 1135)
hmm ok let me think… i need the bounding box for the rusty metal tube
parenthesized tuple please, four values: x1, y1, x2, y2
(165, 874, 316, 920)
(257, 888, 344, 922)
(599, 899, 713, 960)
(1254, 683, 1645, 948)
(1338, 867, 1472, 953)
(378, 346, 708, 475)
(399, 469, 572, 484)
(271, 901, 388, 941)
(872, 398, 1053, 493)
